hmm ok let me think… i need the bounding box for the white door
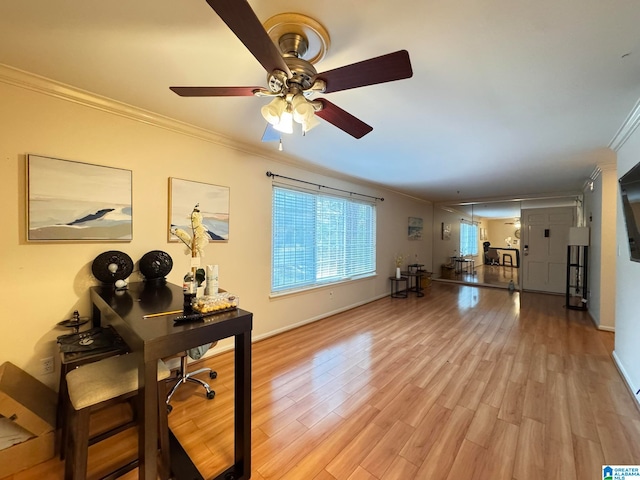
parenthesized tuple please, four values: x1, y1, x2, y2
(522, 207, 574, 293)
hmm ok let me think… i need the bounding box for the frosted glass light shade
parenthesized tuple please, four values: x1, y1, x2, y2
(261, 97, 286, 125)
(302, 114, 320, 133)
(273, 110, 293, 134)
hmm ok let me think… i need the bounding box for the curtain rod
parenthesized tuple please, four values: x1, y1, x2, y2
(266, 171, 384, 201)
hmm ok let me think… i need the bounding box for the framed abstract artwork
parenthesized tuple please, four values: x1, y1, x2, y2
(168, 177, 230, 242)
(27, 154, 132, 241)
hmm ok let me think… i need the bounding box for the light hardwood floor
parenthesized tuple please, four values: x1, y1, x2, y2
(5, 283, 640, 480)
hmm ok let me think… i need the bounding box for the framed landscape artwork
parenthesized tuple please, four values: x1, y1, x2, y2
(442, 223, 451, 240)
(408, 217, 423, 240)
(27, 154, 132, 241)
(169, 177, 230, 242)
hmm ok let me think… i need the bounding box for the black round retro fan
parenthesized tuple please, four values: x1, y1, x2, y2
(91, 250, 134, 284)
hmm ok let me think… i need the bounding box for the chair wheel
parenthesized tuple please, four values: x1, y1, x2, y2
(210, 371, 218, 379)
(207, 391, 215, 400)
(167, 404, 173, 413)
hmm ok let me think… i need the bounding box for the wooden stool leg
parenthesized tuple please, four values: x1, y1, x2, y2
(57, 363, 71, 460)
(65, 407, 90, 480)
(60, 388, 75, 464)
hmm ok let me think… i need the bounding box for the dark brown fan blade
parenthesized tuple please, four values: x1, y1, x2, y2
(206, 0, 291, 76)
(170, 86, 261, 97)
(315, 99, 373, 139)
(318, 50, 413, 94)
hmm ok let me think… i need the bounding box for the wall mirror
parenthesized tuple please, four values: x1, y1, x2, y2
(432, 196, 581, 290)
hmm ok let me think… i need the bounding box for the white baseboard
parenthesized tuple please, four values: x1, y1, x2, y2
(612, 350, 640, 411)
(598, 324, 615, 332)
(588, 311, 616, 332)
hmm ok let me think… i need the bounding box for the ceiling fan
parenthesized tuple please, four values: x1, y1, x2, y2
(170, 0, 413, 139)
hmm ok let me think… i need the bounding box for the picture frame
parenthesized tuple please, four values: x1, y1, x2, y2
(27, 154, 132, 241)
(408, 217, 423, 240)
(442, 222, 451, 240)
(169, 177, 230, 242)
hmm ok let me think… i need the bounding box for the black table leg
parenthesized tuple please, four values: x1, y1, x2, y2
(235, 331, 252, 479)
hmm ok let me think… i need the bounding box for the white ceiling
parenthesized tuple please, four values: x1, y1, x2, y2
(1, 0, 639, 203)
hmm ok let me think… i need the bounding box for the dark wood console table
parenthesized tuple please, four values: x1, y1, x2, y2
(495, 248, 520, 267)
(90, 281, 253, 480)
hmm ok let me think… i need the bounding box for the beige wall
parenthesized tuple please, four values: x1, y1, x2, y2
(583, 161, 617, 330)
(0, 72, 432, 388)
(598, 165, 618, 330)
(487, 219, 520, 250)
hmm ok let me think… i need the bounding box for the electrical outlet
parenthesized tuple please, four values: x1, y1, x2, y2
(329, 290, 334, 299)
(40, 356, 54, 375)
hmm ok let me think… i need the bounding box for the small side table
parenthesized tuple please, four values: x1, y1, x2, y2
(401, 271, 425, 297)
(389, 276, 408, 298)
(454, 257, 476, 275)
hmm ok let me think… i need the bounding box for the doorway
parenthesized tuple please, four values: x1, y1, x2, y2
(521, 207, 575, 293)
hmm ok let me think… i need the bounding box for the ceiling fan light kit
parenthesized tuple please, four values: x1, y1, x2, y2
(171, 0, 413, 139)
(261, 92, 321, 134)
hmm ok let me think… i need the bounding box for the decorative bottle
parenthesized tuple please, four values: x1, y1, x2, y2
(183, 271, 197, 313)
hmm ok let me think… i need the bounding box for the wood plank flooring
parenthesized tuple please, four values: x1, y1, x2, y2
(5, 283, 640, 480)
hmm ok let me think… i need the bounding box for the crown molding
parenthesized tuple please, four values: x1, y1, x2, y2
(0, 63, 255, 149)
(610, 97, 640, 151)
(583, 166, 602, 192)
(583, 161, 617, 192)
(0, 63, 412, 201)
(0, 63, 332, 169)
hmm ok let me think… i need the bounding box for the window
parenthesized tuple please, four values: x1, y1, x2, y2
(459, 221, 478, 257)
(271, 186, 376, 293)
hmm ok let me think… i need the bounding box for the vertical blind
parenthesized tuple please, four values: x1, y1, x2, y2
(459, 220, 479, 257)
(271, 185, 376, 293)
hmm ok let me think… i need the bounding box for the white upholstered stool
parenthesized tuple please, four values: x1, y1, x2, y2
(64, 353, 171, 480)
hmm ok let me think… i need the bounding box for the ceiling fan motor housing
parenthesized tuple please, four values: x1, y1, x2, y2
(264, 33, 318, 92)
(279, 32, 308, 58)
(283, 56, 317, 90)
